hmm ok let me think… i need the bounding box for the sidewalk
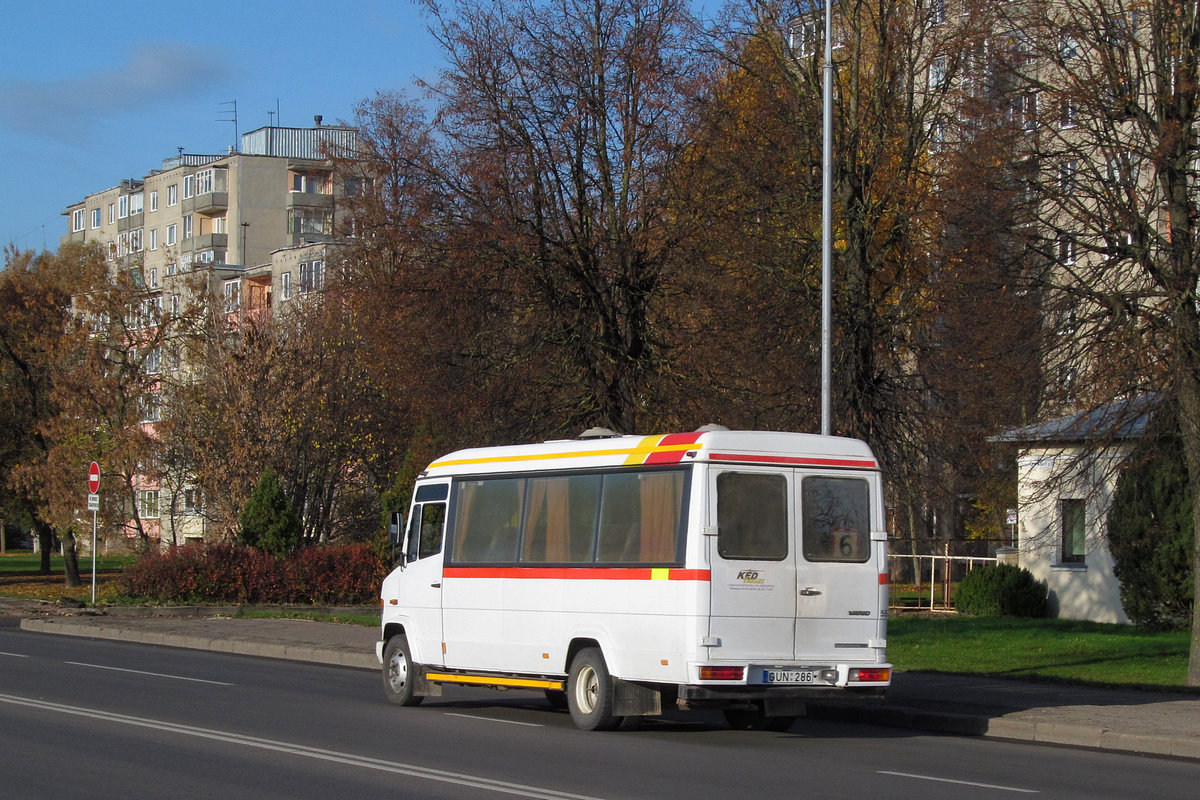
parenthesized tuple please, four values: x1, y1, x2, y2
(11, 604, 1200, 760)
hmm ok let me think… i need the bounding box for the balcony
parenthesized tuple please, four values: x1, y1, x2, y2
(189, 191, 229, 215)
(286, 191, 334, 209)
(190, 233, 229, 250)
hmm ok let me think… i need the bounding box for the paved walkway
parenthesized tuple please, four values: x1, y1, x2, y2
(8, 601, 1200, 759)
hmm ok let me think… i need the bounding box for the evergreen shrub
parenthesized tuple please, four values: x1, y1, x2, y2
(1107, 423, 1194, 629)
(954, 563, 1048, 617)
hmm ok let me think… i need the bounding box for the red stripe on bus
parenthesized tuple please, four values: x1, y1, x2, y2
(709, 452, 878, 469)
(443, 567, 711, 581)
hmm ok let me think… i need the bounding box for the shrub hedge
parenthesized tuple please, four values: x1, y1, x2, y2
(953, 563, 1048, 618)
(119, 541, 385, 605)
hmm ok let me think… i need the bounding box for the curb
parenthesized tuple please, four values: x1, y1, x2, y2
(18, 617, 379, 670)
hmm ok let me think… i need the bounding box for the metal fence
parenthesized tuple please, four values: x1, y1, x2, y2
(887, 539, 1010, 611)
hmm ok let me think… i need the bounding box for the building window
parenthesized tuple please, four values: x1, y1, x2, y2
(149, 191, 158, 212)
(108, 203, 116, 224)
(72, 209, 85, 232)
(184, 488, 202, 514)
(149, 229, 159, 251)
(212, 215, 226, 234)
(289, 208, 333, 236)
(137, 490, 160, 519)
(148, 267, 159, 288)
(1060, 98, 1077, 128)
(130, 192, 143, 215)
(299, 260, 325, 294)
(929, 56, 948, 90)
(167, 184, 179, 206)
(930, 0, 946, 26)
(281, 271, 293, 301)
(91, 209, 101, 229)
(1060, 33, 1079, 61)
(166, 224, 177, 245)
(291, 172, 326, 193)
(1060, 498, 1085, 564)
(195, 168, 214, 195)
(183, 214, 193, 240)
(119, 195, 129, 219)
(1059, 161, 1077, 194)
(183, 174, 195, 199)
(224, 279, 241, 311)
(1058, 234, 1076, 265)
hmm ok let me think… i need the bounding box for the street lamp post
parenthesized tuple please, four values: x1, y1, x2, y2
(821, 0, 834, 437)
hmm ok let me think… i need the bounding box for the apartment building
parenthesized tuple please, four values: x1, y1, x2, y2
(62, 119, 358, 549)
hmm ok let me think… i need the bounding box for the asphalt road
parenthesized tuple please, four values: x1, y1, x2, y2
(3, 624, 1199, 800)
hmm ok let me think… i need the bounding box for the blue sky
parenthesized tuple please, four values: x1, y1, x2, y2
(0, 0, 444, 252)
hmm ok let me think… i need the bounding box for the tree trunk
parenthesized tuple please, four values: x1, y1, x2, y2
(36, 520, 53, 574)
(61, 529, 81, 588)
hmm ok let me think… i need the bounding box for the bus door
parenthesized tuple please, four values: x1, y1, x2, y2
(398, 482, 449, 667)
(709, 468, 882, 663)
(707, 468, 797, 660)
(792, 473, 882, 662)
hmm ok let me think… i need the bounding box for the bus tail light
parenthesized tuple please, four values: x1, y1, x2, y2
(848, 667, 891, 683)
(699, 666, 745, 681)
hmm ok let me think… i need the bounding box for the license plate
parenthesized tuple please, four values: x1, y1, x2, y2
(762, 669, 819, 684)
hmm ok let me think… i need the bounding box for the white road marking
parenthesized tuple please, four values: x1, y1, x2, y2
(65, 661, 235, 686)
(445, 712, 544, 727)
(0, 651, 31, 658)
(879, 770, 1040, 793)
(0, 693, 604, 800)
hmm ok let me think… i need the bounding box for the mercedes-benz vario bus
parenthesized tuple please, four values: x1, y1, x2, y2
(378, 429, 891, 730)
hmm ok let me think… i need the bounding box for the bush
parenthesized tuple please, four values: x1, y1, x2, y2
(954, 563, 1047, 617)
(119, 541, 385, 605)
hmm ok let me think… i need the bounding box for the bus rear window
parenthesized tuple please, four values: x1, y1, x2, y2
(716, 472, 788, 560)
(802, 477, 870, 563)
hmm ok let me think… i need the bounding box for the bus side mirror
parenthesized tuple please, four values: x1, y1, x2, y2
(388, 511, 405, 566)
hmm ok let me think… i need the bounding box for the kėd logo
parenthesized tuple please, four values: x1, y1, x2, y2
(737, 570, 765, 584)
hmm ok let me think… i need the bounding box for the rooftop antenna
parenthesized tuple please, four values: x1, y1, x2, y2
(218, 100, 239, 152)
(267, 110, 275, 126)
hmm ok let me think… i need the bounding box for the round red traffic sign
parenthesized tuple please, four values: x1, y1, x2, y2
(88, 462, 100, 494)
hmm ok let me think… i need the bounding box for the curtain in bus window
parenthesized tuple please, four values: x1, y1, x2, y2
(640, 471, 683, 562)
(454, 478, 525, 562)
(522, 475, 600, 563)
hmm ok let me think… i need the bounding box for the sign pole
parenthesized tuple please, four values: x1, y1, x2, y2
(88, 462, 100, 605)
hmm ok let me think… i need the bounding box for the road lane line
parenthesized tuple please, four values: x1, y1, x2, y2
(879, 770, 1039, 793)
(0, 693, 604, 800)
(65, 661, 235, 686)
(0, 651, 31, 658)
(445, 712, 544, 727)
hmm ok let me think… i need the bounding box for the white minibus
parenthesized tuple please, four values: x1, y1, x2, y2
(378, 429, 891, 730)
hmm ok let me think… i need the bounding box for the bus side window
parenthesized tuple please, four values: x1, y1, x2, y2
(406, 502, 446, 562)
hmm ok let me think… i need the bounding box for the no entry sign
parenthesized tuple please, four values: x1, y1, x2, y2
(88, 461, 100, 494)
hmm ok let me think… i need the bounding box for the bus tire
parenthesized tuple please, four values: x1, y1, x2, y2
(382, 635, 424, 707)
(567, 648, 621, 731)
(723, 704, 794, 732)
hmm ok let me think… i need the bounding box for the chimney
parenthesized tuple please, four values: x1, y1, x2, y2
(314, 114, 323, 127)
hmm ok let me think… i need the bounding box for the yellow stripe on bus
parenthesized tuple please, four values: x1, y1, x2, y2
(424, 672, 566, 691)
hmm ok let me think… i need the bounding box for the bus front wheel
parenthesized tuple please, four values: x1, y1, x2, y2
(567, 648, 621, 731)
(382, 635, 424, 707)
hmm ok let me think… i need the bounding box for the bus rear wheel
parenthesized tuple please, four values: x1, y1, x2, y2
(567, 648, 621, 731)
(382, 635, 424, 707)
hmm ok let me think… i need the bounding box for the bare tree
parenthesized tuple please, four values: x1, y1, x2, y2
(1006, 0, 1200, 683)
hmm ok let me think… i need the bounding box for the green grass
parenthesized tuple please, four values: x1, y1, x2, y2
(0, 551, 135, 573)
(889, 614, 1192, 688)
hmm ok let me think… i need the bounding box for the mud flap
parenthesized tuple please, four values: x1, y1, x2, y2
(613, 679, 662, 717)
